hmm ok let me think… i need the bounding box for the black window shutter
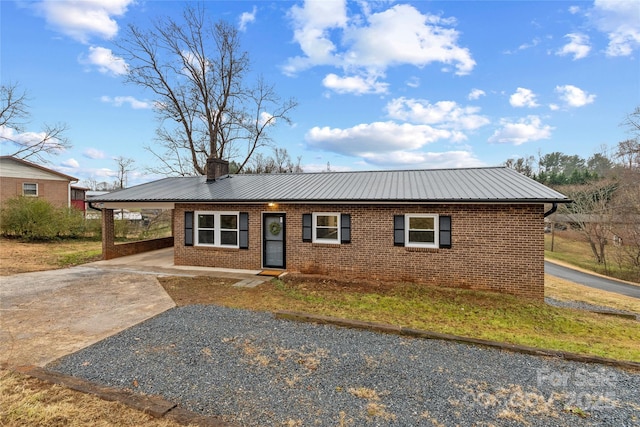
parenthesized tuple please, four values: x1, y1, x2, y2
(340, 214, 351, 244)
(184, 211, 194, 246)
(302, 214, 312, 242)
(439, 215, 452, 249)
(393, 215, 405, 246)
(239, 212, 249, 249)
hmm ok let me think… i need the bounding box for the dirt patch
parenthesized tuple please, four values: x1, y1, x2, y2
(159, 276, 238, 306)
(0, 238, 102, 276)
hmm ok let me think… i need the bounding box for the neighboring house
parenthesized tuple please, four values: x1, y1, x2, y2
(71, 186, 88, 212)
(0, 156, 78, 208)
(89, 159, 570, 299)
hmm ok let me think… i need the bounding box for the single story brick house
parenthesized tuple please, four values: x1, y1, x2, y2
(0, 155, 80, 208)
(89, 159, 570, 299)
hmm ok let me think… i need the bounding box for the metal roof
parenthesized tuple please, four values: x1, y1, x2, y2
(88, 167, 570, 204)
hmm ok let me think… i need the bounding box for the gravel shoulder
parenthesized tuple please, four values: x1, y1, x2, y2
(48, 305, 640, 427)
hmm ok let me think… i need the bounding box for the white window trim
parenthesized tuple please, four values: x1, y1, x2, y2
(312, 212, 341, 244)
(194, 211, 239, 248)
(23, 182, 38, 197)
(405, 213, 439, 248)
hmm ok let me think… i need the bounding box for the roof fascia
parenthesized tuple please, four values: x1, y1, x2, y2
(99, 202, 176, 209)
(150, 199, 572, 205)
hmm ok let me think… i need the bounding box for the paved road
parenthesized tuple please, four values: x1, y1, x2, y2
(545, 261, 640, 299)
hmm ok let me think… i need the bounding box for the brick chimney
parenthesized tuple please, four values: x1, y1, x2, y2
(206, 157, 230, 182)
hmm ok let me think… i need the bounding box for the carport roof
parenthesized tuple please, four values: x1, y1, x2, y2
(88, 167, 570, 204)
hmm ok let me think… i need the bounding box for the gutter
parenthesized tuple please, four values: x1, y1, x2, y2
(544, 202, 558, 218)
(88, 201, 103, 212)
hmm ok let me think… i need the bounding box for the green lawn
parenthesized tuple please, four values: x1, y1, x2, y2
(160, 275, 640, 362)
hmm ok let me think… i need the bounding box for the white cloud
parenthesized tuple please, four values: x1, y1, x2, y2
(259, 111, 275, 126)
(239, 6, 257, 32)
(33, 0, 134, 43)
(468, 89, 486, 100)
(569, 6, 581, 14)
(591, 0, 640, 56)
(385, 98, 490, 131)
(94, 168, 116, 178)
(100, 95, 152, 109)
(360, 150, 484, 169)
(406, 77, 421, 88)
(342, 5, 475, 74)
(61, 158, 79, 168)
(0, 125, 66, 152)
(556, 33, 591, 60)
(285, 2, 475, 92)
(285, 0, 348, 73)
(555, 84, 596, 107)
(304, 120, 482, 169)
(306, 121, 452, 156)
(322, 73, 389, 95)
(81, 46, 128, 75)
(509, 88, 539, 108)
(488, 116, 554, 145)
(83, 148, 106, 159)
(504, 37, 541, 54)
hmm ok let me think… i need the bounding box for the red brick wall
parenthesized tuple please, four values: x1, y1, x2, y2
(174, 203, 545, 299)
(0, 177, 70, 207)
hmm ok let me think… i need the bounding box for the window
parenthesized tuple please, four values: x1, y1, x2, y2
(23, 183, 38, 196)
(313, 213, 340, 243)
(405, 214, 439, 248)
(194, 211, 239, 247)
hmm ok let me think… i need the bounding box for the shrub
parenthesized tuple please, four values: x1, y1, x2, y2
(0, 197, 87, 241)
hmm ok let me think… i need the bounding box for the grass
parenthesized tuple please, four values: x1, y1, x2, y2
(159, 274, 640, 362)
(0, 237, 102, 275)
(0, 369, 186, 427)
(545, 231, 640, 283)
(545, 275, 640, 314)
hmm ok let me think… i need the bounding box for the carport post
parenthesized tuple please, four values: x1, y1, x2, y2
(101, 208, 116, 260)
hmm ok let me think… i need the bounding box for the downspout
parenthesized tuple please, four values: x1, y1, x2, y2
(544, 202, 558, 218)
(88, 201, 102, 211)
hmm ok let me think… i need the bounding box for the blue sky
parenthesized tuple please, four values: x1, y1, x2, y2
(1, 0, 639, 186)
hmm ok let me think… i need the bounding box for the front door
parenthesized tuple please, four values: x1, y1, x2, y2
(263, 213, 285, 269)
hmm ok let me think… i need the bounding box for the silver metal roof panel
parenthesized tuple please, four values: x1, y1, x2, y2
(88, 167, 570, 204)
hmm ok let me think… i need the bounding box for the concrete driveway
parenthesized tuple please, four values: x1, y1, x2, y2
(0, 248, 263, 368)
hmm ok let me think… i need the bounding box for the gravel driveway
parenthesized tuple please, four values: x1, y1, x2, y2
(48, 305, 639, 426)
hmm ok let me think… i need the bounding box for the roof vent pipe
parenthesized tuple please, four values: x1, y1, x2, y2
(206, 157, 230, 182)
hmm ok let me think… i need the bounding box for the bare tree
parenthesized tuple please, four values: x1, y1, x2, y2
(116, 4, 297, 176)
(617, 106, 640, 169)
(0, 83, 70, 163)
(561, 181, 617, 267)
(609, 169, 640, 279)
(615, 139, 640, 170)
(503, 155, 535, 177)
(243, 147, 303, 174)
(114, 156, 135, 189)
